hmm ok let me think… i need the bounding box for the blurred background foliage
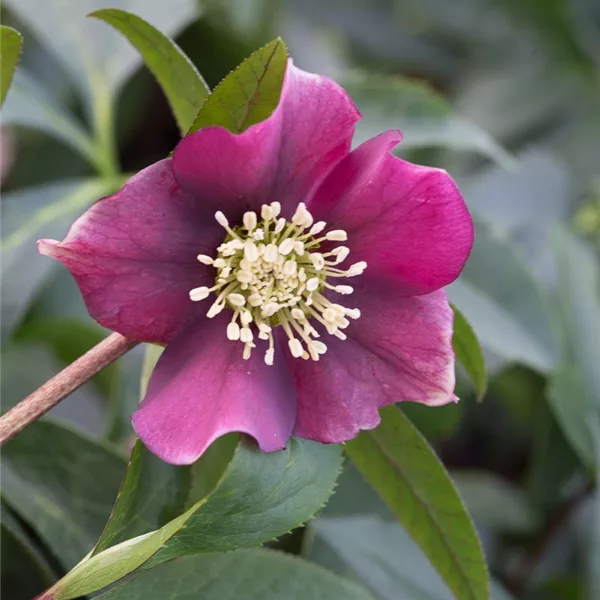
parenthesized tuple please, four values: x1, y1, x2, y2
(1, 0, 599, 599)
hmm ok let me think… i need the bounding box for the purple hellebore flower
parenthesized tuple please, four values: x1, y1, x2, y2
(38, 60, 474, 465)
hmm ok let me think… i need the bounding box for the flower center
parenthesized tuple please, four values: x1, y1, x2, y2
(189, 202, 366, 365)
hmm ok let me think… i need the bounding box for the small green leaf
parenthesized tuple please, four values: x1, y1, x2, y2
(344, 72, 515, 168)
(47, 438, 342, 599)
(451, 304, 487, 401)
(93, 549, 375, 600)
(345, 405, 489, 600)
(189, 37, 288, 134)
(139, 344, 164, 399)
(90, 9, 209, 134)
(0, 26, 23, 106)
(1, 421, 125, 570)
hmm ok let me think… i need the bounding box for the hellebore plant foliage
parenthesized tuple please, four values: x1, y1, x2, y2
(2, 10, 495, 600)
(39, 59, 474, 465)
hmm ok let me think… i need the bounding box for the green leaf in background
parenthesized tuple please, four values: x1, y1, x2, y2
(189, 37, 288, 133)
(345, 405, 489, 600)
(1, 501, 57, 597)
(451, 304, 487, 401)
(0, 26, 23, 106)
(15, 318, 117, 397)
(93, 549, 375, 600)
(344, 72, 514, 169)
(449, 218, 559, 373)
(2, 71, 98, 166)
(554, 227, 600, 407)
(588, 427, 600, 600)
(1, 421, 125, 570)
(1, 177, 123, 338)
(90, 9, 209, 134)
(311, 516, 513, 600)
(46, 438, 342, 599)
(451, 471, 539, 533)
(4, 0, 196, 100)
(547, 366, 597, 469)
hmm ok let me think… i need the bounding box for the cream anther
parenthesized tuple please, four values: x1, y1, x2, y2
(240, 327, 253, 343)
(278, 239, 294, 256)
(243, 211, 257, 231)
(325, 230, 348, 241)
(189, 286, 210, 301)
(334, 285, 354, 295)
(228, 293, 246, 307)
(244, 241, 259, 262)
(197, 254, 214, 265)
(306, 277, 320, 292)
(289, 338, 304, 358)
(265, 348, 274, 365)
(215, 211, 228, 227)
(261, 204, 274, 220)
(227, 322, 240, 340)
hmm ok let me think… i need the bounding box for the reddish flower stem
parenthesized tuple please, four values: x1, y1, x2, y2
(0, 333, 139, 446)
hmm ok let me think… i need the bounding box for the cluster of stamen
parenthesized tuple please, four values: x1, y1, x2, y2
(189, 201, 366, 365)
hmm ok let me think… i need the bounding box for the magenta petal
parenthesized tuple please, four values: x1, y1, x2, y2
(308, 131, 474, 295)
(287, 287, 456, 444)
(132, 314, 297, 465)
(172, 60, 360, 223)
(38, 160, 222, 344)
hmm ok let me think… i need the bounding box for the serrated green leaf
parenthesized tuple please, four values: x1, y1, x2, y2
(93, 549, 375, 600)
(46, 438, 342, 599)
(1, 421, 125, 570)
(90, 9, 209, 134)
(449, 218, 559, 372)
(344, 72, 514, 168)
(1, 177, 123, 338)
(188, 37, 288, 133)
(345, 405, 489, 600)
(0, 26, 23, 106)
(451, 304, 487, 401)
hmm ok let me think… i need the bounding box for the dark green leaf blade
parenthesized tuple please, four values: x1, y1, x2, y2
(188, 37, 288, 134)
(0, 26, 23, 106)
(451, 304, 487, 401)
(93, 549, 375, 600)
(47, 439, 342, 599)
(90, 9, 209, 134)
(1, 421, 125, 569)
(345, 406, 489, 600)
